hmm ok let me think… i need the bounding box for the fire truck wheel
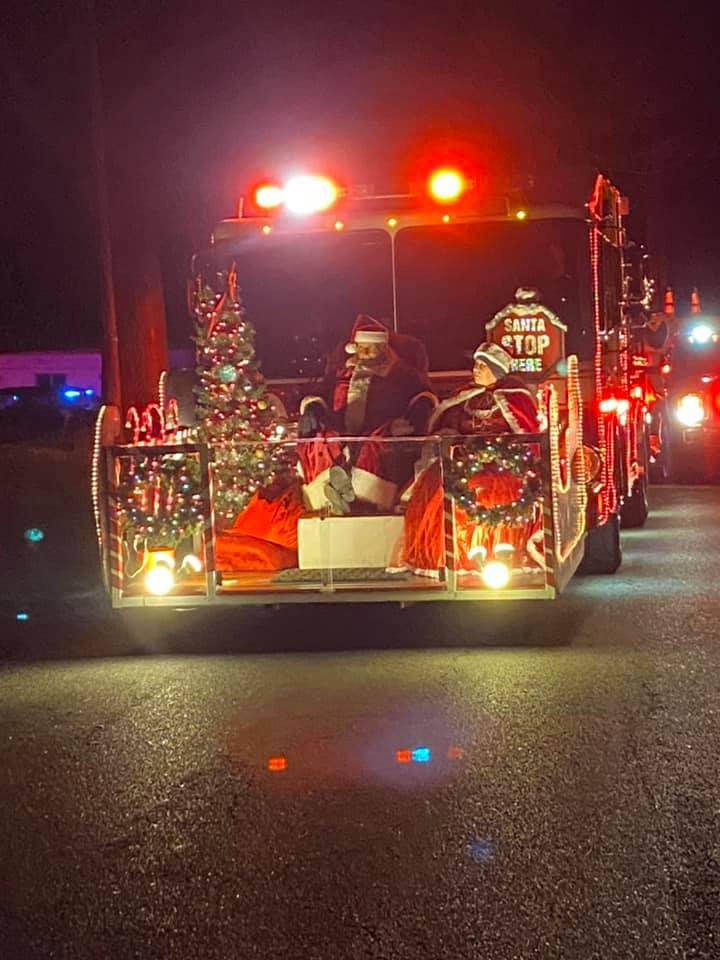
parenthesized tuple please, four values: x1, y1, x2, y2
(578, 512, 622, 575)
(648, 409, 667, 482)
(651, 415, 672, 483)
(621, 433, 649, 529)
(621, 476, 649, 528)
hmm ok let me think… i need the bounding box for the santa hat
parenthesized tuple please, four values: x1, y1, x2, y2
(472, 341, 513, 378)
(345, 315, 390, 354)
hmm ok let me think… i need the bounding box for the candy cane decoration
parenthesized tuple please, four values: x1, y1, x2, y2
(142, 403, 165, 443)
(165, 398, 179, 436)
(158, 369, 168, 412)
(125, 406, 141, 445)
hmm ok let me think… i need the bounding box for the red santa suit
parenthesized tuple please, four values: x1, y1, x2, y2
(398, 344, 544, 576)
(298, 317, 434, 512)
(217, 319, 433, 571)
(427, 374, 539, 437)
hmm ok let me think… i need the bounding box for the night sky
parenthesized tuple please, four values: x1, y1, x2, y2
(2, 0, 719, 353)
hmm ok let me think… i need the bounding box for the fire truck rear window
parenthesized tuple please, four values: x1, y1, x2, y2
(224, 230, 393, 379)
(395, 219, 592, 370)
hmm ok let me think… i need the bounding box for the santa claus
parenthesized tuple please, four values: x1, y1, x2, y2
(297, 316, 435, 513)
(397, 341, 544, 576)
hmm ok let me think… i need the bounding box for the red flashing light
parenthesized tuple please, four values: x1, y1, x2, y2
(661, 363, 672, 376)
(395, 749, 412, 764)
(599, 397, 618, 414)
(267, 756, 287, 772)
(255, 183, 284, 209)
(428, 167, 466, 203)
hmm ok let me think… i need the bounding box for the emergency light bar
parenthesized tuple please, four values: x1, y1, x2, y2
(249, 165, 476, 217)
(253, 175, 341, 215)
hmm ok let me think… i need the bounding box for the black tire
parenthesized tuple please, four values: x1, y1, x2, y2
(622, 476, 649, 528)
(578, 512, 622, 575)
(658, 415, 674, 482)
(647, 410, 670, 483)
(621, 426, 649, 528)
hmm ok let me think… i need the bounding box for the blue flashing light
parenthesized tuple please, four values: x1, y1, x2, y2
(63, 388, 82, 400)
(16, 611, 29, 622)
(11, 393, 19, 402)
(411, 746, 431, 763)
(84, 388, 95, 397)
(24, 528, 45, 543)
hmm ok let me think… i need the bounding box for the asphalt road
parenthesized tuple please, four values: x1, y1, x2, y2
(1, 485, 719, 959)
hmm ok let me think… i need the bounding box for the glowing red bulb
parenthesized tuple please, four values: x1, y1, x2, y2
(428, 168, 466, 203)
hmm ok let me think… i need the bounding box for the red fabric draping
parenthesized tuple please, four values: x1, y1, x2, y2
(215, 485, 304, 572)
(400, 462, 540, 572)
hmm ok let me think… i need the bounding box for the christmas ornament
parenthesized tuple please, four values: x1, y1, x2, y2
(218, 364, 238, 384)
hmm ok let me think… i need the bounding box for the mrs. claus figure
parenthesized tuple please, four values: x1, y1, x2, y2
(397, 341, 545, 576)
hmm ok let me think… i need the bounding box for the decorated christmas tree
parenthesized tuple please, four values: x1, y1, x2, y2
(193, 269, 289, 529)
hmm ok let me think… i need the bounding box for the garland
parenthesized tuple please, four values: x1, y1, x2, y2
(444, 439, 541, 525)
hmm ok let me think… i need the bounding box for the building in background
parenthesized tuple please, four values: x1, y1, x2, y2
(0, 348, 193, 398)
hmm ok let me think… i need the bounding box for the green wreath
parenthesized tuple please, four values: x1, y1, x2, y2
(116, 454, 204, 548)
(444, 439, 542, 526)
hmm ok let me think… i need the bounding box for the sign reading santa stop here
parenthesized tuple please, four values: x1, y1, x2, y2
(485, 288, 567, 374)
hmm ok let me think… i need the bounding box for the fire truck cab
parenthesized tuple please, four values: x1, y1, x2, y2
(94, 164, 650, 607)
(653, 291, 720, 481)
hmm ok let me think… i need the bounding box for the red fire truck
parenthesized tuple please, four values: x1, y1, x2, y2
(651, 291, 720, 481)
(93, 163, 650, 607)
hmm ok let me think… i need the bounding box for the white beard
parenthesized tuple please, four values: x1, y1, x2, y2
(344, 365, 373, 434)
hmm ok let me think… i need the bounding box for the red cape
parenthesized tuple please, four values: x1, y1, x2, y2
(428, 374, 538, 435)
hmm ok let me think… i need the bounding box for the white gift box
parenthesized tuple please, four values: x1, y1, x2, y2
(297, 515, 405, 570)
